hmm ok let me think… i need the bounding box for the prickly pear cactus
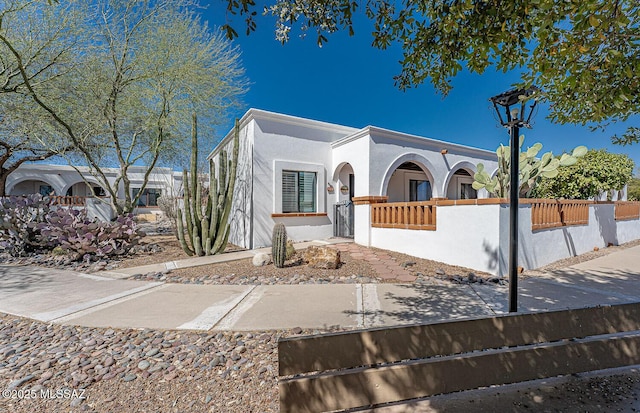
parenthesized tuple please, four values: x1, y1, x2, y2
(272, 222, 287, 268)
(472, 136, 587, 198)
(0, 194, 52, 256)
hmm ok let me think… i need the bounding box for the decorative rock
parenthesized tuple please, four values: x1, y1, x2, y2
(303, 246, 341, 269)
(123, 373, 137, 382)
(291, 327, 303, 335)
(435, 268, 446, 276)
(468, 273, 477, 283)
(138, 360, 151, 370)
(401, 261, 416, 268)
(252, 253, 271, 267)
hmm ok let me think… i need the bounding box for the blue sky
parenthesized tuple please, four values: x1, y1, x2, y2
(203, 5, 639, 172)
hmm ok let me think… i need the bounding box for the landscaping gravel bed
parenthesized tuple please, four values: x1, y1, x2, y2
(0, 313, 345, 412)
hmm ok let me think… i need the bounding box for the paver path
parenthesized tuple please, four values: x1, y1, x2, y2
(331, 243, 416, 282)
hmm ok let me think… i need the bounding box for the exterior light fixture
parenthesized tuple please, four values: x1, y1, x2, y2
(489, 87, 539, 313)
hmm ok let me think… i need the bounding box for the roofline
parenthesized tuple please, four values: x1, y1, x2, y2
(15, 163, 179, 175)
(333, 125, 497, 158)
(207, 108, 359, 160)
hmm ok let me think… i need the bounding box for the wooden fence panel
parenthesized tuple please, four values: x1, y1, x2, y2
(529, 199, 591, 230)
(371, 201, 436, 230)
(615, 201, 640, 221)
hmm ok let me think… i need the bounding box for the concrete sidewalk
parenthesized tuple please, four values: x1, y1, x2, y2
(0, 245, 639, 331)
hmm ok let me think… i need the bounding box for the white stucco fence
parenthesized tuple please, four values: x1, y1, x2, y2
(364, 202, 640, 276)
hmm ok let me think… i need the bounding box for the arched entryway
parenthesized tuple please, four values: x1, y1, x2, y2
(383, 161, 435, 202)
(444, 163, 478, 200)
(9, 179, 58, 196)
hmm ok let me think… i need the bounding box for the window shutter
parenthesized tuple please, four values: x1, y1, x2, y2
(282, 171, 298, 213)
(299, 172, 316, 212)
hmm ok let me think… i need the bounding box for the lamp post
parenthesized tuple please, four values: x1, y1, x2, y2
(489, 87, 538, 313)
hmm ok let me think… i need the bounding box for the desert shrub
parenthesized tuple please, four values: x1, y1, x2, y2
(157, 195, 179, 235)
(38, 209, 144, 260)
(0, 194, 53, 256)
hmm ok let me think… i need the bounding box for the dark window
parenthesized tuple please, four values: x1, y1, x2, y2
(409, 180, 431, 201)
(39, 185, 54, 196)
(133, 188, 162, 207)
(282, 171, 316, 213)
(460, 183, 477, 200)
(93, 186, 106, 197)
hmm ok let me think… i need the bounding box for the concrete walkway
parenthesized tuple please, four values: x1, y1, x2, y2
(0, 244, 639, 331)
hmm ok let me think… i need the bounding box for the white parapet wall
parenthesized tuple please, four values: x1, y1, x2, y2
(504, 203, 640, 274)
(367, 201, 640, 277)
(370, 203, 503, 275)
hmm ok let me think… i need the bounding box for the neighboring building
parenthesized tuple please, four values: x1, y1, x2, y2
(208, 108, 499, 250)
(7, 163, 183, 220)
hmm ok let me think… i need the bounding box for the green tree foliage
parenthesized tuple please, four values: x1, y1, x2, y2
(224, 0, 638, 139)
(533, 149, 635, 199)
(628, 176, 640, 201)
(0, 0, 247, 214)
(0, 0, 81, 196)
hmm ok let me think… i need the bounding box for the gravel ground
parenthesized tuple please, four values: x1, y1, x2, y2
(0, 313, 347, 413)
(3, 310, 640, 412)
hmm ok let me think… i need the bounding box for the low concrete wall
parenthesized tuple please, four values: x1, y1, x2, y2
(371, 204, 502, 275)
(367, 202, 640, 276)
(506, 204, 640, 274)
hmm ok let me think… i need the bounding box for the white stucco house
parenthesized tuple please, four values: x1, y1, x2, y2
(208, 108, 499, 250)
(6, 163, 182, 220)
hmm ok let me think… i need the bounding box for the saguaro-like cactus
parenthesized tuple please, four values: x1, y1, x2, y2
(473, 136, 587, 198)
(272, 222, 287, 268)
(177, 115, 239, 256)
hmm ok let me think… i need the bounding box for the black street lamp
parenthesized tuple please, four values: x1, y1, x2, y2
(489, 87, 539, 313)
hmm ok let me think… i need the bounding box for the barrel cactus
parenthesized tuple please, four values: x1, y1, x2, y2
(473, 136, 587, 198)
(272, 222, 287, 268)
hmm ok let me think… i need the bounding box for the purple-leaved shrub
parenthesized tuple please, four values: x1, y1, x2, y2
(0, 195, 144, 260)
(0, 194, 52, 256)
(38, 209, 144, 260)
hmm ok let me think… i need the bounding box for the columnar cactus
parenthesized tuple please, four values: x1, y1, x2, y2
(272, 222, 287, 268)
(472, 136, 587, 198)
(176, 115, 239, 256)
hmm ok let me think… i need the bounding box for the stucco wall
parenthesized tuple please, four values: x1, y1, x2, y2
(500, 204, 640, 274)
(367, 131, 498, 199)
(371, 204, 503, 274)
(368, 202, 640, 277)
(251, 118, 335, 247)
(211, 121, 254, 249)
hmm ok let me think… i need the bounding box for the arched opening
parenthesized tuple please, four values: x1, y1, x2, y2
(445, 168, 478, 200)
(9, 179, 57, 196)
(64, 181, 106, 197)
(385, 161, 434, 202)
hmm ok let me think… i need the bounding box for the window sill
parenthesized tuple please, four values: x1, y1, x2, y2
(271, 212, 327, 218)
